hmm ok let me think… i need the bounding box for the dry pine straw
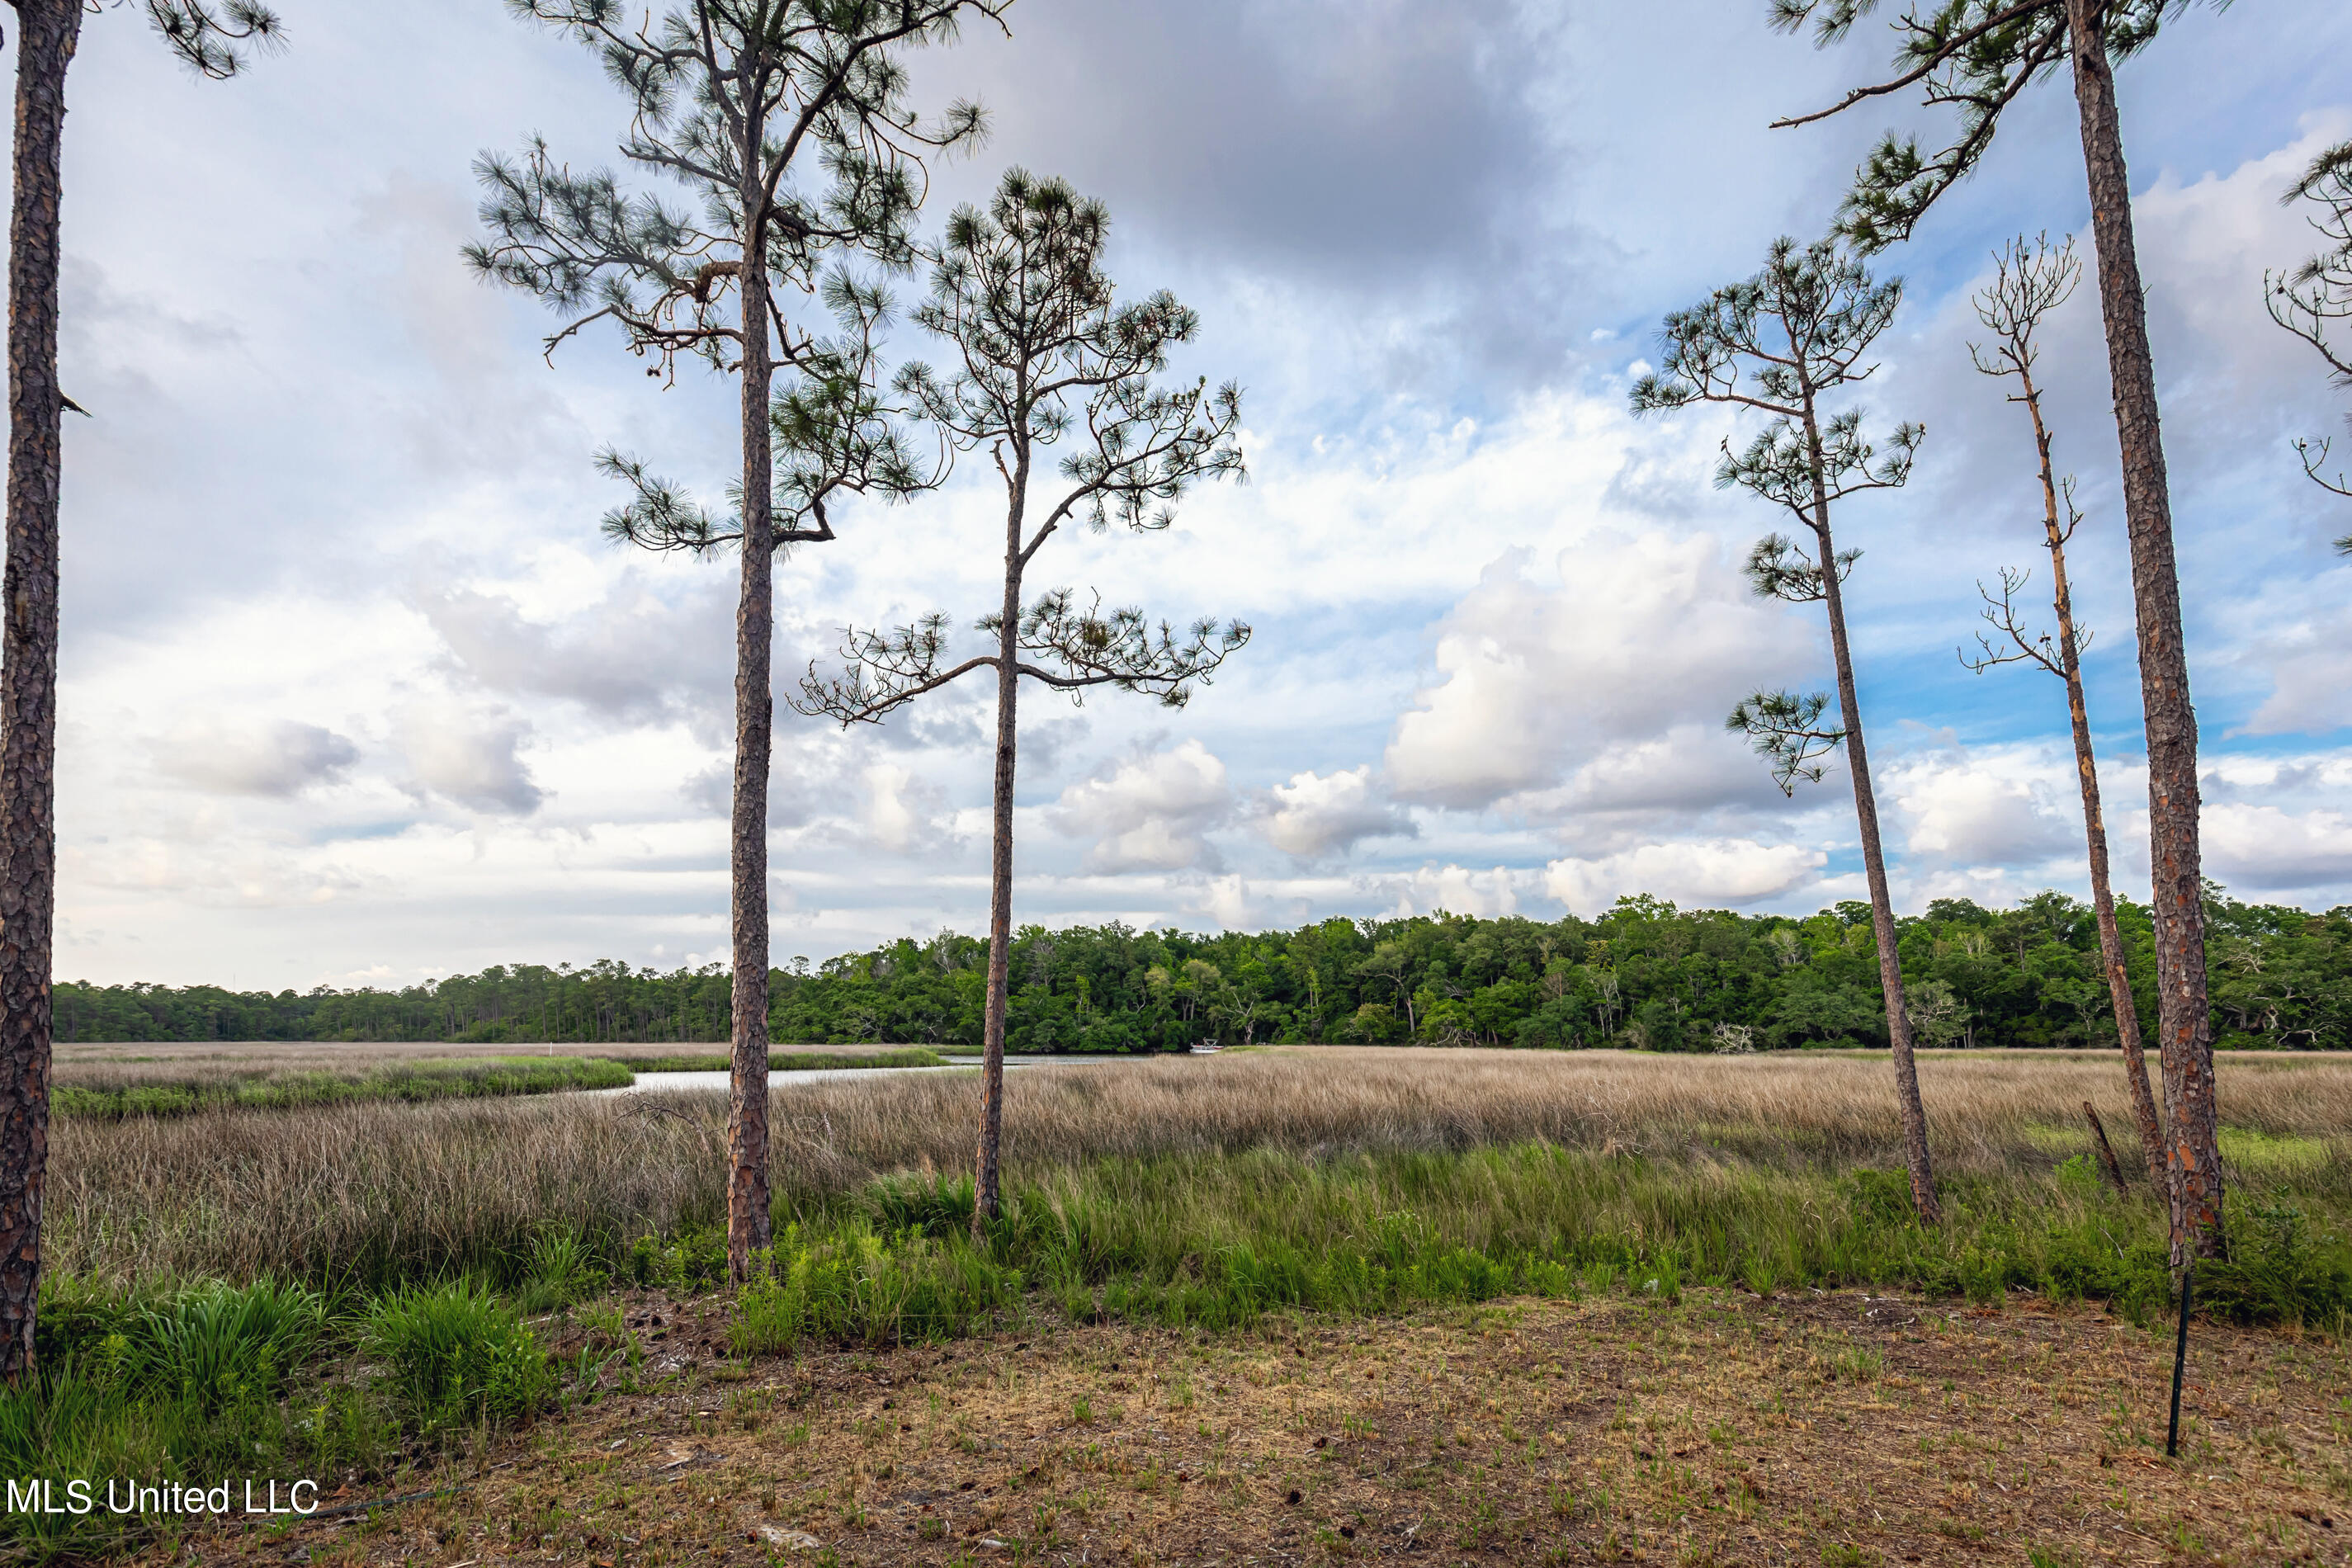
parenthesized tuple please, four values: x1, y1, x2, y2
(172, 1290, 2350, 1568)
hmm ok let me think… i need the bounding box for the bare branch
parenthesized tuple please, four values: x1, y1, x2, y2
(2296, 435, 2352, 501)
(2271, 139, 2352, 513)
(791, 614, 998, 725)
(1961, 566, 2066, 678)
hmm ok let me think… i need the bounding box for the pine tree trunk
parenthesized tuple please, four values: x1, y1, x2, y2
(2016, 364, 2170, 1187)
(971, 465, 1028, 1238)
(2064, 0, 2223, 1262)
(725, 208, 776, 1286)
(0, 0, 82, 1383)
(1804, 408, 1939, 1224)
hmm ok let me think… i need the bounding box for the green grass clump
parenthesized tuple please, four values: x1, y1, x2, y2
(52, 1055, 634, 1119)
(701, 1142, 2350, 1354)
(6, 1279, 378, 1560)
(367, 1280, 555, 1429)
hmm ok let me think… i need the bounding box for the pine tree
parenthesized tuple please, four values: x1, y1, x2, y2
(1769, 0, 2228, 1262)
(470, 0, 1008, 1282)
(1632, 236, 1939, 1222)
(796, 170, 1246, 1231)
(2266, 139, 2352, 546)
(0, 0, 284, 1385)
(1961, 234, 2166, 1186)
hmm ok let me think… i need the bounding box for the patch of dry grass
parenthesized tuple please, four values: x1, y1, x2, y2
(46, 1048, 2352, 1289)
(163, 1286, 2352, 1568)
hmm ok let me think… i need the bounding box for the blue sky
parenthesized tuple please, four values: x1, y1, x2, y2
(40, 0, 2352, 986)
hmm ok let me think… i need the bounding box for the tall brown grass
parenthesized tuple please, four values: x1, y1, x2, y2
(51, 1037, 871, 1090)
(47, 1048, 2352, 1287)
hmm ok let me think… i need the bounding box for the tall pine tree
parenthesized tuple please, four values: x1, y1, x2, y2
(1961, 234, 2167, 1186)
(796, 171, 1246, 1230)
(1634, 237, 1939, 1222)
(1769, 0, 2229, 1262)
(471, 0, 1008, 1282)
(0, 0, 284, 1384)
(2267, 139, 2352, 541)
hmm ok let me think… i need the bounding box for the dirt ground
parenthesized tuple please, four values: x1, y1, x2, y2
(176, 1289, 2350, 1568)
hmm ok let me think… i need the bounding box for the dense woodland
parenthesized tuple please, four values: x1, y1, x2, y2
(56, 886, 2351, 1053)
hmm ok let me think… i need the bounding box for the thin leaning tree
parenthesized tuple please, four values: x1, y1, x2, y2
(1, 0, 283, 1382)
(1959, 234, 2167, 1185)
(796, 171, 1247, 1234)
(1632, 236, 1939, 1223)
(470, 0, 1008, 1283)
(1765, 0, 2227, 1261)
(2266, 139, 2352, 547)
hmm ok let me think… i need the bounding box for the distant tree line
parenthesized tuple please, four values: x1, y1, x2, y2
(55, 960, 732, 1046)
(55, 887, 2351, 1053)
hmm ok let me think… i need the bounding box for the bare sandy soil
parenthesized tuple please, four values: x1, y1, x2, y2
(168, 1287, 2350, 1568)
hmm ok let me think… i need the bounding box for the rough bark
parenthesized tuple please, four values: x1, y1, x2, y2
(725, 199, 775, 1285)
(2065, 0, 2222, 1261)
(0, 0, 81, 1383)
(2014, 355, 2169, 1187)
(1802, 403, 1939, 1224)
(971, 448, 1030, 1239)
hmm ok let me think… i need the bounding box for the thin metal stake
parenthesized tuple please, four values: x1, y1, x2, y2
(2166, 1258, 2193, 1458)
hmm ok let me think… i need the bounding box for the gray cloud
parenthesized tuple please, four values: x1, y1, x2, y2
(151, 719, 359, 797)
(420, 577, 737, 738)
(395, 701, 544, 815)
(1254, 766, 1415, 860)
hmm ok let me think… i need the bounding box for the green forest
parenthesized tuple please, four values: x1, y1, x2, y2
(56, 885, 2352, 1053)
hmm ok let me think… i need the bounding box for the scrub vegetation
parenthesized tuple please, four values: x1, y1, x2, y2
(10, 1049, 2350, 1556)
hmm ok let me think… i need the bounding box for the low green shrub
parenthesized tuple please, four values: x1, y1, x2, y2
(366, 1280, 554, 1430)
(1, 1279, 344, 1561)
(518, 1227, 609, 1314)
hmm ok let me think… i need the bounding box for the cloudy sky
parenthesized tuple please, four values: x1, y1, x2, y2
(43, 0, 2352, 987)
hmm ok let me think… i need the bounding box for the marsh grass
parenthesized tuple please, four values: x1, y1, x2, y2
(50, 1043, 949, 1119)
(17, 1049, 2350, 1561)
(44, 1049, 2351, 1316)
(50, 1054, 634, 1120)
(602, 1046, 947, 1074)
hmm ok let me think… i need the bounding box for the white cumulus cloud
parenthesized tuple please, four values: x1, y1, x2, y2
(1051, 739, 1233, 872)
(2203, 802, 2352, 891)
(1381, 863, 1525, 919)
(1258, 765, 1414, 857)
(1883, 745, 2083, 864)
(1543, 838, 1824, 914)
(1383, 532, 1802, 812)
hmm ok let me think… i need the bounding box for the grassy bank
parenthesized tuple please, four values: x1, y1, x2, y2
(602, 1046, 947, 1074)
(50, 1055, 634, 1120)
(44, 1048, 2352, 1287)
(16, 1050, 2352, 1558)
